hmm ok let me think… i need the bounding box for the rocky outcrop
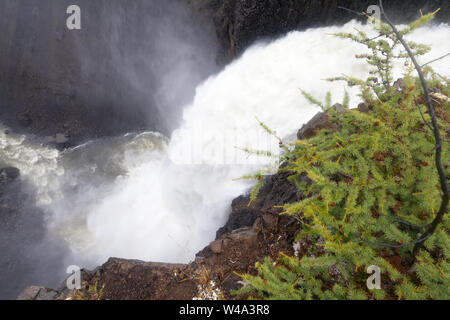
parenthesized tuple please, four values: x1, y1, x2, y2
(213, 0, 450, 61)
(297, 103, 346, 140)
(16, 141, 311, 299)
(216, 169, 309, 239)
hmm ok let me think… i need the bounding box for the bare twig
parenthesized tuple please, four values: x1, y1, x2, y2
(414, 96, 434, 132)
(378, 0, 449, 258)
(357, 233, 432, 249)
(421, 52, 450, 68)
(337, 6, 364, 16)
(389, 216, 426, 231)
(363, 31, 394, 43)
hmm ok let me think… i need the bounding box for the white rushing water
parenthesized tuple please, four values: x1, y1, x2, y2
(1, 21, 449, 266)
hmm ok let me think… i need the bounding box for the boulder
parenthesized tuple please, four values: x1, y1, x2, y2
(297, 104, 346, 140)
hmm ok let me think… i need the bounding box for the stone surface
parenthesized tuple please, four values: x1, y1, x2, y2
(210, 240, 223, 254)
(297, 112, 331, 140)
(297, 104, 347, 140)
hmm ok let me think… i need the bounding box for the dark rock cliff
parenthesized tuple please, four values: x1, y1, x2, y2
(0, 0, 218, 146)
(212, 0, 450, 61)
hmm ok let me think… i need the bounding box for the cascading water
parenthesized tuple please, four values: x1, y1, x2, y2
(1, 21, 449, 269)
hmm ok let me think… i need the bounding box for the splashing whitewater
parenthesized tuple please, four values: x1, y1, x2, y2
(1, 21, 449, 266)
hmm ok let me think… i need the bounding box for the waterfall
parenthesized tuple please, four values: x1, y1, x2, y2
(1, 21, 449, 267)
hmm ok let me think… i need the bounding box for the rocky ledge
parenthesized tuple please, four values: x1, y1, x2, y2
(18, 182, 303, 300)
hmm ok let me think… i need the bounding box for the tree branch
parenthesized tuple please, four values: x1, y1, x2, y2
(357, 233, 432, 249)
(337, 6, 364, 16)
(421, 52, 450, 68)
(378, 0, 449, 258)
(414, 96, 434, 132)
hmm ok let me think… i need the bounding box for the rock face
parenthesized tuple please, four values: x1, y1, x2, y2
(213, 0, 450, 60)
(0, 0, 218, 147)
(19, 214, 300, 300)
(297, 103, 345, 140)
(3, 0, 446, 145)
(216, 170, 309, 239)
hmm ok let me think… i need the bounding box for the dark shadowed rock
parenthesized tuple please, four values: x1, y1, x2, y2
(0, 167, 20, 184)
(297, 112, 334, 140)
(216, 169, 307, 239)
(358, 102, 370, 113)
(297, 103, 347, 140)
(16, 113, 32, 128)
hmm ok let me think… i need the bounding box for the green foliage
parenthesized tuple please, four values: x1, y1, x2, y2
(300, 89, 334, 111)
(235, 12, 450, 300)
(73, 281, 106, 300)
(328, 11, 436, 101)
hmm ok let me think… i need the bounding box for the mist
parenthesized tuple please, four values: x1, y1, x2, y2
(1, 0, 449, 301)
(0, 0, 218, 141)
(0, 0, 218, 299)
(72, 0, 219, 132)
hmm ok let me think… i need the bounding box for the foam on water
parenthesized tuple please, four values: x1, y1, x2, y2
(1, 21, 449, 266)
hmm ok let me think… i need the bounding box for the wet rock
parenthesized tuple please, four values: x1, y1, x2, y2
(210, 240, 223, 254)
(358, 102, 370, 113)
(217, 168, 308, 240)
(1, 0, 220, 147)
(262, 213, 278, 232)
(221, 273, 242, 294)
(16, 113, 32, 128)
(0, 167, 20, 185)
(17, 286, 58, 300)
(297, 104, 346, 140)
(297, 112, 330, 140)
(17, 286, 41, 300)
(216, 207, 260, 239)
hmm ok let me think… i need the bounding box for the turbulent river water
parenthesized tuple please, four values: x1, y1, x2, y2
(1, 21, 449, 292)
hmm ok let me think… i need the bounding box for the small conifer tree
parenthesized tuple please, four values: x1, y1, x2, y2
(234, 10, 449, 300)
